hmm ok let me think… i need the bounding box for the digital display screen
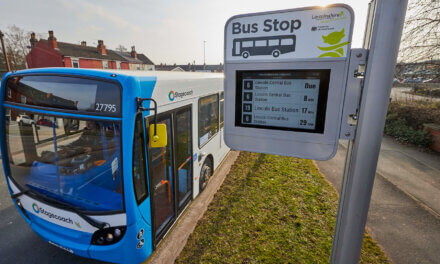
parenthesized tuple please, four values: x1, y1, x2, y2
(235, 70, 330, 133)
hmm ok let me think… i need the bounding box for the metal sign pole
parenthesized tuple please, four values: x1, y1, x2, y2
(330, 0, 408, 263)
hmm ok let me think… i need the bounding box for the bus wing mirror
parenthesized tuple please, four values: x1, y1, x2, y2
(149, 124, 167, 148)
(137, 97, 167, 147)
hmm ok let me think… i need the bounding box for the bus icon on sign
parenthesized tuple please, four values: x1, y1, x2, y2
(232, 35, 296, 58)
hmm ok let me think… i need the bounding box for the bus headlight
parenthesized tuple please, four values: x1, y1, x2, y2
(91, 226, 126, 245)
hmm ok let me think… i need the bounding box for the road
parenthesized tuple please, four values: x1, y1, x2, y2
(0, 161, 105, 264)
(316, 137, 440, 264)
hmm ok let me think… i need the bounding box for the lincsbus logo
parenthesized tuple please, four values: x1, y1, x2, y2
(169, 91, 175, 101)
(32, 203, 40, 213)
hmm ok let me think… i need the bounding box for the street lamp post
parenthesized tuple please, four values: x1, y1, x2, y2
(203, 40, 206, 70)
(0, 30, 11, 71)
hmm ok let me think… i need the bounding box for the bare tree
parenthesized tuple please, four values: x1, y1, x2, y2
(0, 25, 31, 70)
(399, 0, 440, 63)
(115, 45, 128, 52)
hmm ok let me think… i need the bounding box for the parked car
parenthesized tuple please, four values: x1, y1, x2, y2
(423, 78, 439, 83)
(16, 115, 35, 125)
(37, 118, 53, 127)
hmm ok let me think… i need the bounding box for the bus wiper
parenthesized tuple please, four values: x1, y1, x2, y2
(12, 188, 108, 230)
(11, 188, 32, 199)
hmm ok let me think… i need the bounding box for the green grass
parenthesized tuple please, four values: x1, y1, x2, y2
(177, 152, 389, 264)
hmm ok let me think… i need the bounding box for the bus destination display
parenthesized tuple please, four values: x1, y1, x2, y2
(236, 70, 330, 133)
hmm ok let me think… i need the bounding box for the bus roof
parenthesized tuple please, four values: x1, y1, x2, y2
(2, 68, 224, 110)
(5, 67, 223, 81)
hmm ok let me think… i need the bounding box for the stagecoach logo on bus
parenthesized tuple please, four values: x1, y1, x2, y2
(168, 90, 194, 101)
(32, 202, 78, 227)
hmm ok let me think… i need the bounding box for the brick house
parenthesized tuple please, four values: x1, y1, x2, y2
(26, 31, 154, 70)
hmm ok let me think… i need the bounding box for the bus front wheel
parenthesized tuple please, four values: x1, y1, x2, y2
(272, 50, 280, 58)
(199, 160, 213, 193)
(242, 52, 250, 59)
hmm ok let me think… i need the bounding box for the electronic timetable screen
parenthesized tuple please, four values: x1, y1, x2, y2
(235, 69, 330, 133)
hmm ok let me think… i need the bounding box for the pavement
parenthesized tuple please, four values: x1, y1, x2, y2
(316, 136, 440, 264)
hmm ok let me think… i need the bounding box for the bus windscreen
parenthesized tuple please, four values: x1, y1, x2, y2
(5, 75, 121, 116)
(4, 108, 123, 213)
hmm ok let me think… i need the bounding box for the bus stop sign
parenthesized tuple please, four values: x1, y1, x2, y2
(224, 5, 354, 160)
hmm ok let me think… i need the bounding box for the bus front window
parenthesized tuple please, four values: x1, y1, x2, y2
(5, 108, 123, 213)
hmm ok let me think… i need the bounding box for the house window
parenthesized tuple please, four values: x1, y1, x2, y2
(103, 60, 109, 69)
(72, 59, 79, 68)
(116, 61, 121, 69)
(20, 95, 26, 104)
(136, 64, 140, 70)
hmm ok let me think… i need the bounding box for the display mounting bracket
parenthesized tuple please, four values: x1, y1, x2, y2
(339, 48, 368, 140)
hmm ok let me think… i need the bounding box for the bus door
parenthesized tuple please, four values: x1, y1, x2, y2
(147, 105, 193, 242)
(234, 41, 241, 55)
(174, 107, 192, 211)
(148, 114, 175, 240)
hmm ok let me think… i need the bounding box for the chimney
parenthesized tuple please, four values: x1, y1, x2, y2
(81, 41, 86, 46)
(131, 46, 137, 59)
(30, 32, 37, 48)
(97, 40, 106, 55)
(48, 30, 58, 49)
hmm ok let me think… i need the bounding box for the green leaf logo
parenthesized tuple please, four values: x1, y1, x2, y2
(318, 28, 349, 58)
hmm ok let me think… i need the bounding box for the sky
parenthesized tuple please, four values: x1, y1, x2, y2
(0, 0, 371, 65)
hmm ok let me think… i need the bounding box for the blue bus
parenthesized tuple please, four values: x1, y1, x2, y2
(0, 68, 229, 263)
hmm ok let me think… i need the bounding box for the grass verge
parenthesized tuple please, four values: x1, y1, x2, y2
(177, 152, 389, 264)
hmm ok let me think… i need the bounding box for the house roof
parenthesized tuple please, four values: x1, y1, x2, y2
(155, 64, 223, 72)
(41, 40, 154, 65)
(137, 53, 154, 65)
(113, 51, 154, 65)
(42, 40, 122, 61)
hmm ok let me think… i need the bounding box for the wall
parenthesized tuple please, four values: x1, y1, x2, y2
(26, 41, 63, 68)
(79, 58, 103, 69)
(128, 63, 154, 71)
(64, 57, 72, 67)
(121, 62, 129, 70)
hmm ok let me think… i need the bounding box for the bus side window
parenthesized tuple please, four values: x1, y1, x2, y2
(220, 92, 224, 129)
(242, 41, 253, 47)
(281, 38, 294, 46)
(132, 114, 149, 203)
(255, 40, 267, 47)
(268, 39, 279, 46)
(198, 94, 219, 147)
